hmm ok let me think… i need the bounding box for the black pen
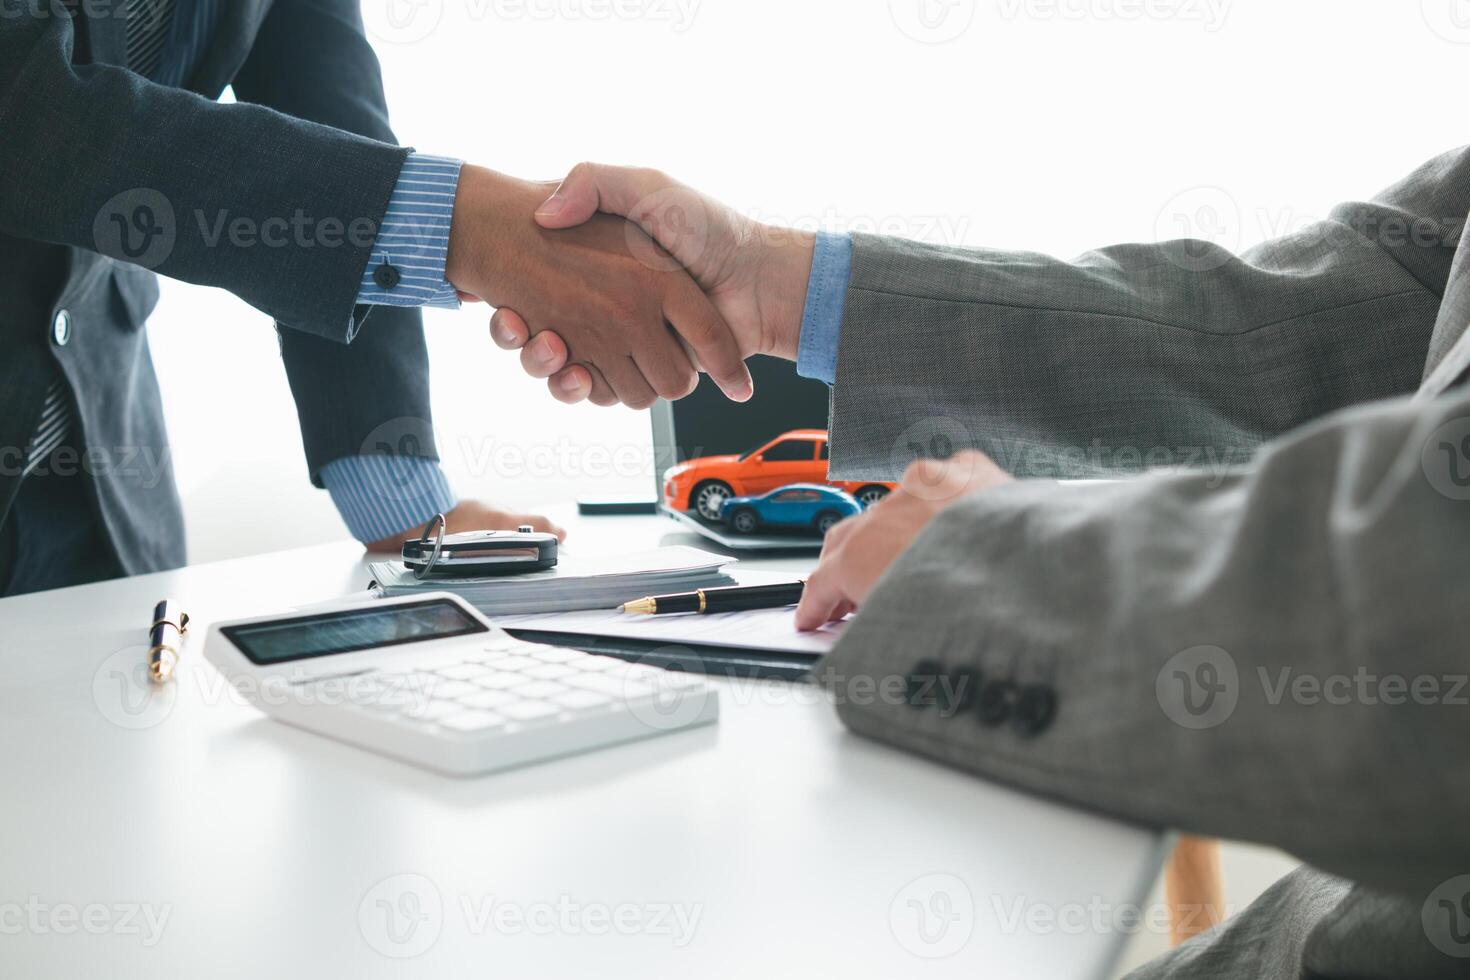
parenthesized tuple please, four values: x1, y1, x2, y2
(619, 581, 805, 616)
(148, 598, 190, 684)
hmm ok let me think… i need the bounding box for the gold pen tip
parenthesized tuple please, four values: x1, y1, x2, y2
(621, 598, 656, 615)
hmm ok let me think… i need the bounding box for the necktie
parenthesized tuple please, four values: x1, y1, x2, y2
(25, 0, 178, 477)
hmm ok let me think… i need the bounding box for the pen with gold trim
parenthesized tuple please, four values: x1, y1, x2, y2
(619, 581, 805, 616)
(148, 599, 190, 684)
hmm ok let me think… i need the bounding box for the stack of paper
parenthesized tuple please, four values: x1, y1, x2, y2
(367, 546, 738, 615)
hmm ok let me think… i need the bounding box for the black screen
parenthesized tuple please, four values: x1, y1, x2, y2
(222, 600, 487, 665)
(665, 356, 831, 461)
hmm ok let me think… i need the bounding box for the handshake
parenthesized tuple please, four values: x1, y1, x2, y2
(444, 165, 816, 408)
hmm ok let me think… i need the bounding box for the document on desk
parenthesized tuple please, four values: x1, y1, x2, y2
(495, 604, 847, 656)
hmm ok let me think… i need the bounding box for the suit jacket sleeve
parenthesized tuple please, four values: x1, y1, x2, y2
(821, 382, 1470, 899)
(0, 2, 409, 342)
(825, 148, 1470, 482)
(229, 0, 439, 482)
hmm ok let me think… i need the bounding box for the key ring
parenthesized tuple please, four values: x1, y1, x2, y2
(414, 513, 447, 580)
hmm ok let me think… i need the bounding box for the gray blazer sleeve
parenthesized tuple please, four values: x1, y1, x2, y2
(821, 382, 1470, 898)
(826, 148, 1470, 483)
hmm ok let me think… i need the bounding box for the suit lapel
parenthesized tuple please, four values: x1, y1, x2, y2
(1417, 213, 1470, 398)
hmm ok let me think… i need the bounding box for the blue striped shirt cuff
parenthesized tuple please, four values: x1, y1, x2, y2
(356, 153, 463, 310)
(795, 232, 853, 386)
(320, 455, 459, 545)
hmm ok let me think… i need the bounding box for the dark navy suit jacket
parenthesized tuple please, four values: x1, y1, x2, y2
(0, 0, 440, 573)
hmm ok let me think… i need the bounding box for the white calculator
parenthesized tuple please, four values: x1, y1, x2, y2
(204, 593, 718, 776)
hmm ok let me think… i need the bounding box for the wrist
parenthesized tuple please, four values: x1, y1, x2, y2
(754, 225, 816, 361)
(445, 165, 538, 300)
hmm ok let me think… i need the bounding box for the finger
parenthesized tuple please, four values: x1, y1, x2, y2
(796, 567, 851, 631)
(548, 365, 593, 404)
(581, 363, 620, 408)
(599, 354, 659, 411)
(663, 279, 752, 402)
(491, 308, 531, 350)
(519, 331, 570, 379)
(631, 334, 699, 401)
(535, 162, 672, 230)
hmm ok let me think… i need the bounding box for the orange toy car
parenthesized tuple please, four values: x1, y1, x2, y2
(663, 429, 896, 523)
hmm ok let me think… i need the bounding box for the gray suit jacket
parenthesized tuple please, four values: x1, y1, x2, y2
(819, 146, 1470, 977)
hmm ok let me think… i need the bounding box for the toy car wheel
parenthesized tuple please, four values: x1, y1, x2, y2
(855, 485, 890, 509)
(730, 508, 760, 534)
(692, 481, 734, 522)
(815, 510, 843, 535)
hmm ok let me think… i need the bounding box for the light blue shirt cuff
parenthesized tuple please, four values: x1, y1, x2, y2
(356, 153, 463, 311)
(320, 455, 459, 545)
(795, 232, 853, 386)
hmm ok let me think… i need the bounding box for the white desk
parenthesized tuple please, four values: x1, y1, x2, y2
(0, 514, 1164, 979)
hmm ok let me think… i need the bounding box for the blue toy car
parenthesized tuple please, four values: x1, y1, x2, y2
(720, 483, 863, 536)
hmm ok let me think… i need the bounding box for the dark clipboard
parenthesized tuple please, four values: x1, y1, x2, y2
(502, 628, 818, 682)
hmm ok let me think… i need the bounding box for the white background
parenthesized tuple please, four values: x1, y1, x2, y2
(138, 0, 1466, 968)
(149, 0, 1468, 563)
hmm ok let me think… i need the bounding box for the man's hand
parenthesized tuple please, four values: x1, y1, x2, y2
(364, 500, 566, 554)
(446, 166, 754, 408)
(794, 452, 1014, 630)
(484, 164, 816, 404)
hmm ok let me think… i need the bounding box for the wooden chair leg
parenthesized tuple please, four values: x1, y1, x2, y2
(1164, 836, 1225, 945)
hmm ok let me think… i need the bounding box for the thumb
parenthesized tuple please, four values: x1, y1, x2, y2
(534, 162, 669, 230)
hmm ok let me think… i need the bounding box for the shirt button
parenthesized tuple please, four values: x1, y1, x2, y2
(1013, 685, 1059, 737)
(373, 263, 401, 290)
(52, 309, 73, 347)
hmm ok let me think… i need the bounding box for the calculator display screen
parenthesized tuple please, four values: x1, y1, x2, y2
(223, 600, 488, 665)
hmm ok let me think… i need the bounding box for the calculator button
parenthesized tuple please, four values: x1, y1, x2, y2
(472, 672, 526, 690)
(401, 699, 459, 722)
(511, 681, 570, 699)
(429, 680, 481, 700)
(553, 690, 612, 710)
(501, 701, 559, 721)
(436, 663, 490, 680)
(568, 673, 653, 698)
(439, 711, 508, 732)
(492, 656, 540, 671)
(525, 664, 576, 681)
(529, 647, 581, 664)
(565, 655, 616, 672)
(460, 690, 516, 710)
